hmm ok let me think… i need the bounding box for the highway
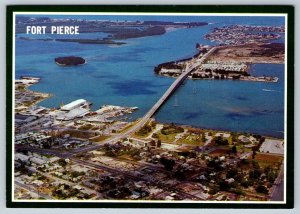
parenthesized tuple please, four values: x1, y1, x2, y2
(129, 47, 218, 134)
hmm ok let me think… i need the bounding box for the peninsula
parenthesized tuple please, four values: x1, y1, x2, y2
(16, 17, 208, 41)
(154, 24, 284, 82)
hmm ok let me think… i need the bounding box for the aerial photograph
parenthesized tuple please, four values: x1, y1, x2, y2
(13, 13, 286, 202)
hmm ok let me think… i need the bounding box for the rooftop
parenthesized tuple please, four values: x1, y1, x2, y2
(61, 99, 87, 111)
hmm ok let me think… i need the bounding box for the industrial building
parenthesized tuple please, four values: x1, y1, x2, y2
(56, 99, 90, 121)
(60, 99, 89, 111)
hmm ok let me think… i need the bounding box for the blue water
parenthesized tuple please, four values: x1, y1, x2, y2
(15, 15, 285, 138)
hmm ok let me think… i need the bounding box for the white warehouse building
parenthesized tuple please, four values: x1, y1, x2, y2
(61, 99, 89, 111)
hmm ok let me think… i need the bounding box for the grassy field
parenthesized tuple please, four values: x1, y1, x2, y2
(255, 153, 283, 168)
(177, 133, 204, 146)
(119, 120, 139, 134)
(208, 148, 229, 157)
(59, 130, 94, 139)
(90, 135, 109, 143)
(156, 132, 178, 143)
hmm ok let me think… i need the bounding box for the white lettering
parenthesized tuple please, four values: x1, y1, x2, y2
(26, 26, 31, 34)
(26, 26, 47, 34)
(51, 26, 79, 34)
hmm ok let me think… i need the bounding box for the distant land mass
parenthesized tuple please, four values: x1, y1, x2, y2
(55, 56, 86, 66)
(55, 38, 126, 45)
(16, 16, 208, 40)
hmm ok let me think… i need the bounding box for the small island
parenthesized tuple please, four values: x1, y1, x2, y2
(55, 56, 86, 66)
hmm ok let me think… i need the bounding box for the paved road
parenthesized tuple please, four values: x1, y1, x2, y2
(71, 157, 201, 200)
(17, 140, 202, 200)
(15, 180, 53, 200)
(15, 47, 217, 200)
(270, 163, 284, 201)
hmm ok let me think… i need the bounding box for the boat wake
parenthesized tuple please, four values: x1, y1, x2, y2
(262, 89, 279, 92)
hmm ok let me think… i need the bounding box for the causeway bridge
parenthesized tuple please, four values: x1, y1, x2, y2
(124, 46, 218, 134)
(70, 47, 217, 154)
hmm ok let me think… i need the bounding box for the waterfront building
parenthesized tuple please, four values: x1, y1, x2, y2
(60, 99, 89, 111)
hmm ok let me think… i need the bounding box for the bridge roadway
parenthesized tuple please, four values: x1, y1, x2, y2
(69, 47, 217, 155)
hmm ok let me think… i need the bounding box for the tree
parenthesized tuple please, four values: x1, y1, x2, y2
(58, 159, 67, 167)
(241, 179, 251, 188)
(249, 169, 262, 179)
(160, 157, 175, 171)
(266, 170, 277, 183)
(256, 185, 269, 194)
(149, 140, 156, 147)
(231, 145, 237, 154)
(252, 150, 257, 159)
(152, 133, 158, 138)
(260, 137, 266, 143)
(226, 168, 238, 179)
(157, 140, 162, 147)
(219, 180, 231, 191)
(214, 136, 228, 145)
(252, 160, 260, 169)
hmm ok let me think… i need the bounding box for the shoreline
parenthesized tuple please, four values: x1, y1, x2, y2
(15, 76, 282, 139)
(55, 61, 87, 67)
(149, 120, 283, 140)
(15, 77, 52, 112)
(154, 43, 283, 82)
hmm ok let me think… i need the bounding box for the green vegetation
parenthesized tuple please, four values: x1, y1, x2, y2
(161, 124, 184, 135)
(52, 185, 80, 199)
(37, 175, 47, 180)
(254, 153, 283, 168)
(56, 39, 126, 45)
(178, 134, 203, 145)
(120, 120, 139, 134)
(16, 84, 27, 92)
(160, 157, 176, 171)
(231, 145, 237, 154)
(57, 159, 68, 167)
(256, 185, 269, 194)
(152, 133, 159, 138)
(213, 136, 229, 145)
(103, 142, 141, 160)
(59, 130, 94, 139)
(90, 135, 109, 142)
(112, 26, 166, 40)
(70, 171, 86, 178)
(136, 123, 152, 136)
(156, 132, 178, 143)
(91, 126, 99, 131)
